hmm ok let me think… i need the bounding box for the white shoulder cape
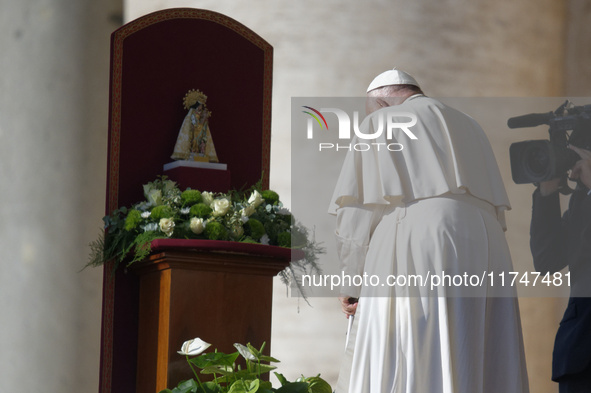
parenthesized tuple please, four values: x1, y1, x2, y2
(328, 95, 510, 226)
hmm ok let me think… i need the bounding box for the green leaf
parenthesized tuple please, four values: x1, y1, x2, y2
(274, 372, 289, 386)
(200, 364, 234, 375)
(247, 342, 265, 358)
(244, 342, 280, 364)
(247, 379, 260, 393)
(254, 363, 277, 374)
(227, 381, 246, 393)
(200, 381, 225, 393)
(174, 379, 199, 393)
(304, 376, 332, 393)
(218, 368, 258, 382)
(190, 351, 240, 369)
(275, 382, 310, 393)
(258, 355, 281, 363)
(227, 379, 260, 393)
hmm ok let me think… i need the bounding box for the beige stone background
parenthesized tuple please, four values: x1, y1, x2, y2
(1, 0, 591, 392)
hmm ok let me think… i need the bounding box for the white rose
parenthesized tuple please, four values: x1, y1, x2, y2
(241, 204, 255, 218)
(159, 218, 175, 237)
(178, 338, 211, 356)
(147, 189, 162, 206)
(143, 183, 155, 199)
(190, 217, 205, 234)
(202, 191, 214, 206)
(212, 198, 231, 217)
(248, 190, 264, 208)
(162, 179, 177, 193)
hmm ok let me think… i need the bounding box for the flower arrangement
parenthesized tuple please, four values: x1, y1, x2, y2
(88, 176, 323, 290)
(162, 337, 332, 393)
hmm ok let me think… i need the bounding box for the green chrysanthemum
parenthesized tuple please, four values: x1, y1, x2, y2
(181, 189, 202, 206)
(204, 221, 228, 241)
(261, 190, 280, 205)
(245, 218, 265, 241)
(150, 205, 174, 220)
(190, 203, 213, 218)
(277, 212, 293, 224)
(124, 209, 142, 231)
(277, 231, 291, 248)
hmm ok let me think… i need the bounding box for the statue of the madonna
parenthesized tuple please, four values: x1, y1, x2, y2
(171, 89, 219, 163)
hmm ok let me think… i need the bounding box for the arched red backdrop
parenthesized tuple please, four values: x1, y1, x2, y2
(100, 8, 273, 393)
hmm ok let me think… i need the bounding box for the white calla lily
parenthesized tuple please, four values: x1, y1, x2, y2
(234, 343, 257, 361)
(177, 338, 211, 356)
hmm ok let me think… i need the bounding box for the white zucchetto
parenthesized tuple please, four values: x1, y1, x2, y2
(367, 68, 420, 92)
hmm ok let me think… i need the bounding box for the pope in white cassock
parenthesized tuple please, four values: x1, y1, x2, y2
(329, 69, 529, 393)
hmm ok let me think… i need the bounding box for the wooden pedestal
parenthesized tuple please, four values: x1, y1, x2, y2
(132, 243, 290, 393)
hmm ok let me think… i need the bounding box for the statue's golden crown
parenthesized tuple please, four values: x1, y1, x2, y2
(183, 89, 207, 110)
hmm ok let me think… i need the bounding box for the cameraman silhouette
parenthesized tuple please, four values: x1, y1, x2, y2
(531, 144, 591, 392)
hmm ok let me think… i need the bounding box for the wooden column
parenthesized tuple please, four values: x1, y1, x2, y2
(132, 243, 290, 393)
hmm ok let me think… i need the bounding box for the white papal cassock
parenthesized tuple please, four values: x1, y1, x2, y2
(329, 95, 529, 393)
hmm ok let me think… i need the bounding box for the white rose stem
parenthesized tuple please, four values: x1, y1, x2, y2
(345, 315, 354, 351)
